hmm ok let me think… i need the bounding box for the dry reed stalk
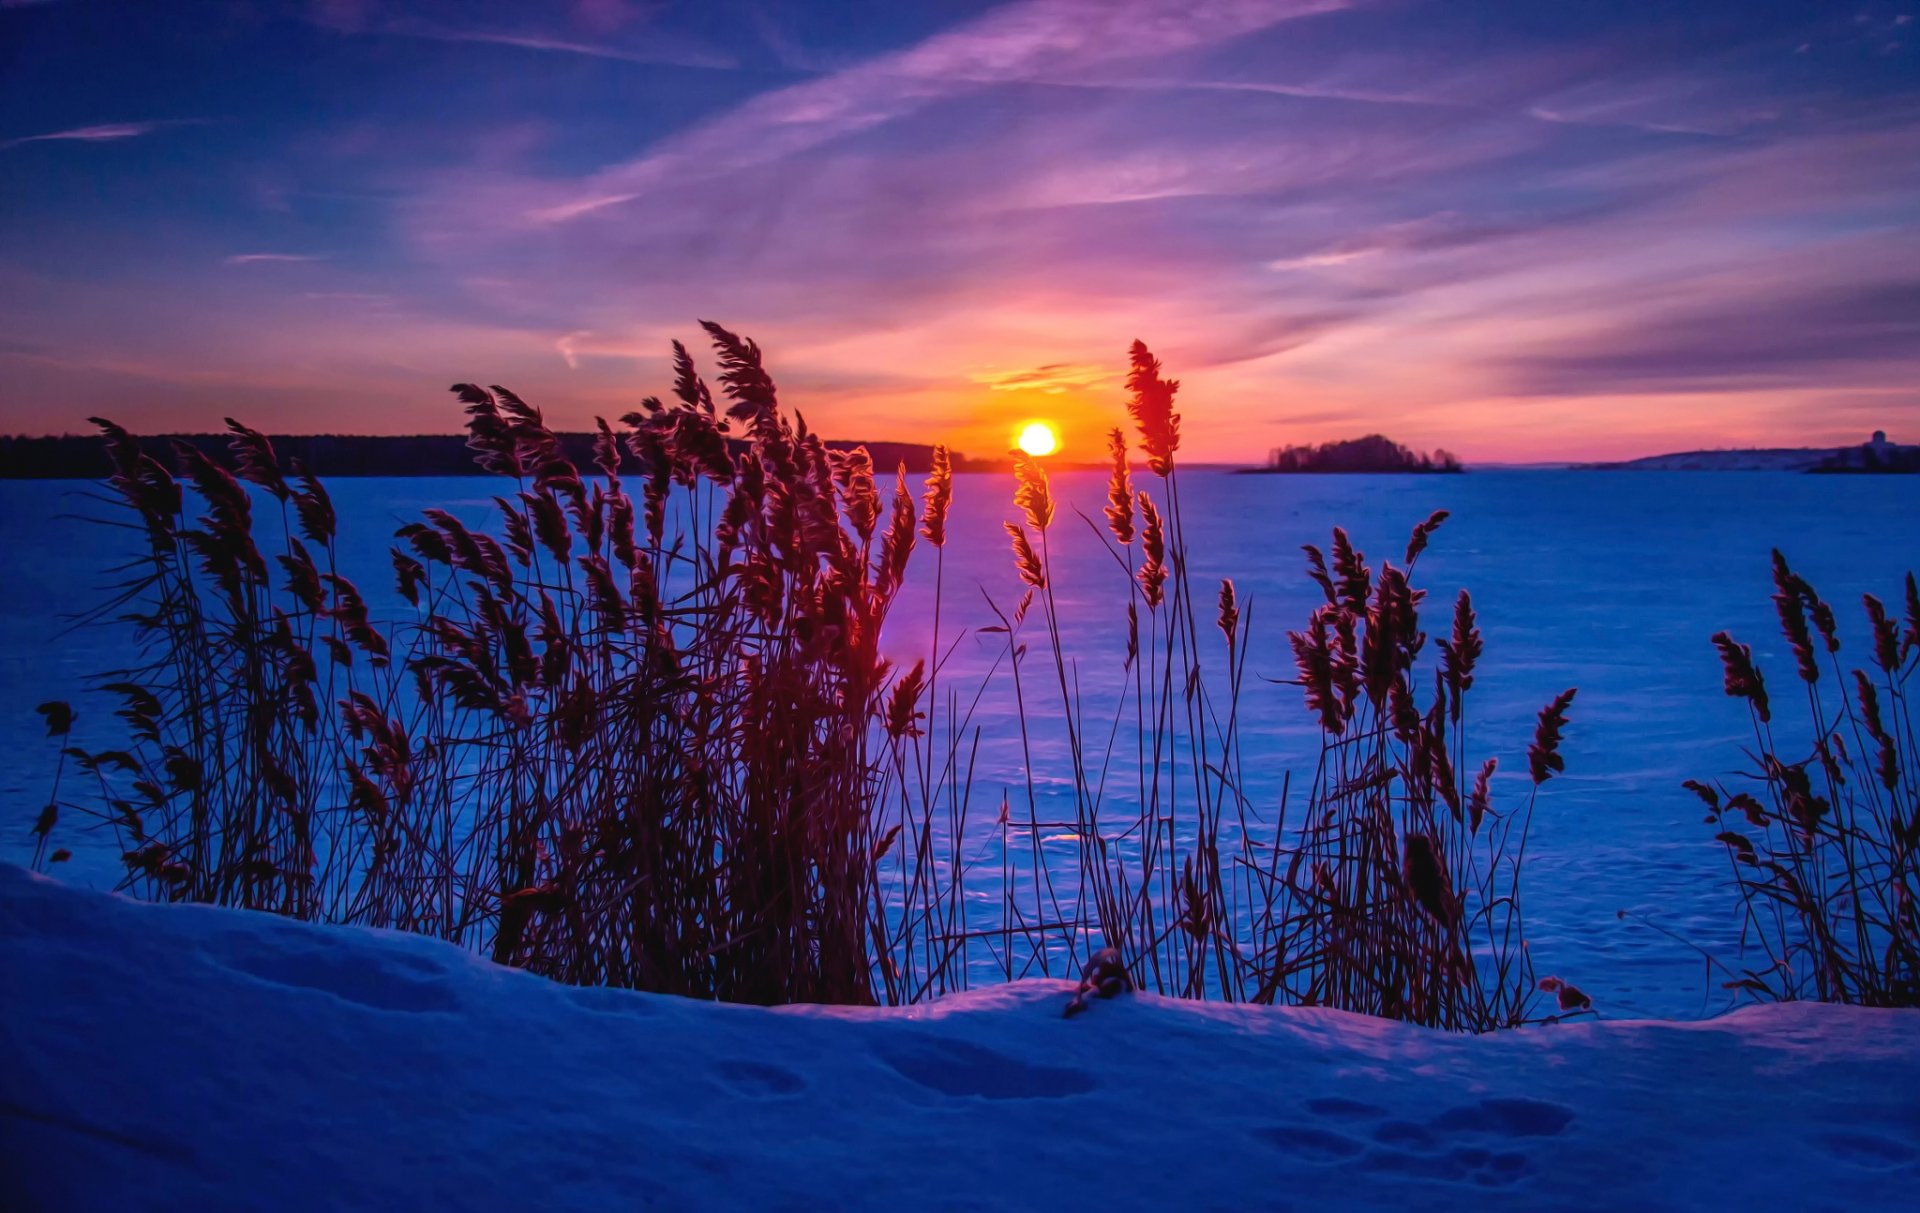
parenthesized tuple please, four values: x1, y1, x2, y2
(39, 331, 1590, 1029)
(1695, 551, 1917, 1006)
(38, 324, 972, 1007)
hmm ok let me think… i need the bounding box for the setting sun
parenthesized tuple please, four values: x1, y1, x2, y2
(1015, 421, 1060, 457)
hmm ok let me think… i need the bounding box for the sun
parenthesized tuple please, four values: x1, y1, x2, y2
(1015, 421, 1060, 457)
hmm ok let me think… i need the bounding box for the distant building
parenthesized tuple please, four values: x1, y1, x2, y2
(1810, 429, 1918, 474)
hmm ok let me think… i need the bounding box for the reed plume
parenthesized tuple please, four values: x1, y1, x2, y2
(1104, 428, 1134, 545)
(1125, 340, 1180, 476)
(1405, 509, 1449, 566)
(1711, 631, 1771, 723)
(1136, 492, 1166, 607)
(1771, 549, 1819, 684)
(1529, 689, 1577, 784)
(1011, 450, 1054, 531)
(920, 444, 952, 547)
(1217, 578, 1239, 644)
(1005, 522, 1046, 588)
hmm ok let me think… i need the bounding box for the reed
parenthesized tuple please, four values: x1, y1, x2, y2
(35, 330, 1580, 1028)
(963, 343, 1579, 1028)
(1694, 553, 1918, 1005)
(36, 325, 952, 1006)
(1245, 526, 1581, 1029)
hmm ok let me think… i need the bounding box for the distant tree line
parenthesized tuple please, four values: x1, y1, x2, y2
(1259, 434, 1463, 474)
(0, 431, 955, 479)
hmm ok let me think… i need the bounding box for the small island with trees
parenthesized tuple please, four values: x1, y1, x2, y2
(1238, 433, 1463, 474)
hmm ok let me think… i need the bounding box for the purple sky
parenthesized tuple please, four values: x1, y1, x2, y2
(2, 0, 1917, 462)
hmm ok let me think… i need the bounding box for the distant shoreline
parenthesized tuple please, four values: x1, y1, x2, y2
(0, 432, 976, 479)
(1230, 466, 1465, 475)
(1576, 437, 1918, 474)
(6, 429, 1913, 479)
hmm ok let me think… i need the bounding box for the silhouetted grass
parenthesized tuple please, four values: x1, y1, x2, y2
(34, 328, 1583, 1028)
(924, 342, 1582, 1029)
(37, 325, 942, 1005)
(1695, 553, 1919, 1005)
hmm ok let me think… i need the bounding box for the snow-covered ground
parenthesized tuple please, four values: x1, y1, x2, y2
(9, 471, 1920, 1018)
(4, 864, 1917, 1212)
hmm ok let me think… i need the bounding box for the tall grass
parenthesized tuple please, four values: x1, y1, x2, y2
(944, 343, 1582, 1028)
(971, 344, 1252, 1000)
(36, 326, 1582, 1027)
(1694, 552, 1919, 1005)
(1253, 534, 1581, 1028)
(39, 324, 943, 1005)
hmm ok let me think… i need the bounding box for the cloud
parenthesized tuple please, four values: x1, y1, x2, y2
(973, 363, 1116, 394)
(508, 0, 1352, 224)
(1267, 208, 1621, 271)
(383, 26, 737, 71)
(12, 0, 1920, 459)
(1504, 280, 1920, 396)
(225, 253, 329, 265)
(339, 0, 1920, 458)
(1, 122, 160, 150)
(303, 1, 738, 70)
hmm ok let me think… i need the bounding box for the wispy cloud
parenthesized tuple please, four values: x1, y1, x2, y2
(1, 122, 161, 151)
(302, 1, 738, 71)
(383, 26, 738, 71)
(973, 363, 1115, 394)
(556, 330, 590, 369)
(225, 253, 329, 265)
(512, 0, 1352, 224)
(1505, 278, 1920, 396)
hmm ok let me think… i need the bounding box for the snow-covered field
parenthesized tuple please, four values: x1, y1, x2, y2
(4, 862, 1917, 1212)
(4, 470, 1918, 1017)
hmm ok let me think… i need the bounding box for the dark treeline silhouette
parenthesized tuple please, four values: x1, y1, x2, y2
(0, 431, 961, 479)
(1246, 433, 1463, 474)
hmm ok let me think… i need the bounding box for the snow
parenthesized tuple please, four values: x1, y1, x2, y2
(10, 471, 1920, 1018)
(4, 863, 1917, 1211)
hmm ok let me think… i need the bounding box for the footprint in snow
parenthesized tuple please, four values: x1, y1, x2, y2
(1253, 1121, 1532, 1188)
(1251, 1126, 1368, 1160)
(715, 1060, 809, 1097)
(1254, 1093, 1574, 1187)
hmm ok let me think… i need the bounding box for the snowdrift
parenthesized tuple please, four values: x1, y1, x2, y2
(3, 864, 1916, 1211)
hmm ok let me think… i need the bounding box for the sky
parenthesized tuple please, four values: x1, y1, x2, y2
(1, 0, 1917, 463)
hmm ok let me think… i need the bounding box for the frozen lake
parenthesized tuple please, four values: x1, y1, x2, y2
(3, 469, 1914, 1018)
